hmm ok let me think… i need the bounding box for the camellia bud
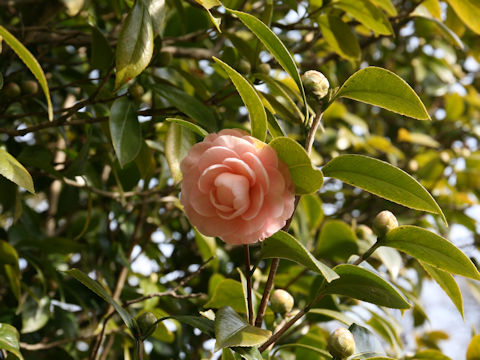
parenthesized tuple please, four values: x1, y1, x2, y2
(128, 84, 145, 101)
(372, 210, 398, 238)
(238, 59, 251, 75)
(137, 312, 157, 339)
(327, 328, 355, 359)
(4, 82, 21, 98)
(356, 224, 373, 241)
(257, 63, 271, 75)
(270, 289, 294, 314)
(302, 70, 329, 100)
(21, 80, 39, 95)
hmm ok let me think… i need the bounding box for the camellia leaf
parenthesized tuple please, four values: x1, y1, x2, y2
(273, 344, 332, 359)
(195, 0, 222, 32)
(323, 265, 411, 309)
(166, 315, 214, 336)
(445, 0, 480, 35)
(258, 230, 339, 282)
(115, 0, 154, 89)
(420, 261, 464, 318)
(370, 0, 397, 16)
(0, 26, 53, 121)
(166, 118, 208, 138)
(165, 122, 196, 183)
(335, 67, 430, 120)
(322, 154, 446, 222)
(318, 15, 361, 61)
(334, 0, 393, 35)
(226, 8, 307, 117)
(109, 97, 142, 167)
(153, 83, 217, 131)
(316, 220, 358, 262)
(308, 309, 355, 325)
(269, 137, 323, 194)
(214, 306, 271, 351)
(204, 279, 250, 313)
(0, 148, 35, 194)
(0, 323, 24, 360)
(349, 323, 386, 356)
(21, 295, 50, 334)
(467, 334, 480, 360)
(213, 57, 267, 141)
(146, 0, 166, 35)
(65, 269, 137, 335)
(91, 26, 114, 71)
(413, 16, 464, 49)
(232, 347, 264, 360)
(383, 226, 480, 280)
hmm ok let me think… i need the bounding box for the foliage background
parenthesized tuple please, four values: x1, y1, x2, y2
(0, 0, 480, 359)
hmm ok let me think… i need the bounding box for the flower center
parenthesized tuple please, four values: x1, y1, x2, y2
(213, 172, 249, 211)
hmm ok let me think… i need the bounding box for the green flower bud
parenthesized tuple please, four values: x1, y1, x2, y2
(4, 82, 21, 98)
(257, 63, 271, 75)
(270, 289, 294, 314)
(372, 210, 398, 238)
(356, 224, 373, 241)
(128, 84, 145, 101)
(157, 51, 172, 67)
(21, 80, 39, 95)
(327, 328, 355, 359)
(137, 312, 157, 339)
(238, 59, 251, 75)
(302, 70, 329, 100)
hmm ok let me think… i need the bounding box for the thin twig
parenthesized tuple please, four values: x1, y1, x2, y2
(244, 245, 254, 325)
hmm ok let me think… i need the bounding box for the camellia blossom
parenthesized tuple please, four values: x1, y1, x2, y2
(180, 129, 296, 245)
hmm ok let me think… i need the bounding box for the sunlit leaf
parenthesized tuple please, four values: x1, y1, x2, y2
(0, 323, 24, 360)
(0, 148, 35, 194)
(165, 122, 196, 183)
(334, 0, 393, 35)
(445, 0, 480, 35)
(318, 15, 360, 61)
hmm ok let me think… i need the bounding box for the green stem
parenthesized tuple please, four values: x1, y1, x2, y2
(352, 239, 383, 266)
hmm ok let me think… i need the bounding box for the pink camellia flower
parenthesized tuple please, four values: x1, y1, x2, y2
(180, 129, 296, 245)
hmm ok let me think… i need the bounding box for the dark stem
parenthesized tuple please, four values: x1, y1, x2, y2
(352, 240, 382, 266)
(244, 244, 254, 325)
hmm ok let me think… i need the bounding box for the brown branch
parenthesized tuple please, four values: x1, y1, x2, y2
(244, 245, 254, 325)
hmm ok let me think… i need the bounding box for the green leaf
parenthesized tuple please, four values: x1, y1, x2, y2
(237, 268, 257, 319)
(195, 0, 222, 32)
(0, 26, 53, 121)
(65, 269, 137, 334)
(334, 0, 393, 35)
(115, 0, 154, 88)
(165, 122, 196, 184)
(22, 295, 50, 334)
(166, 118, 208, 137)
(168, 315, 214, 336)
(214, 306, 271, 351)
(0, 148, 35, 194)
(467, 334, 480, 360)
(91, 26, 114, 71)
(445, 0, 480, 35)
(420, 261, 464, 318)
(109, 97, 142, 167)
(153, 83, 217, 131)
(226, 8, 307, 117)
(0, 240, 21, 301)
(369, 0, 397, 16)
(413, 16, 464, 49)
(213, 57, 267, 141)
(269, 137, 323, 194)
(308, 309, 355, 325)
(316, 220, 358, 262)
(232, 347, 263, 360)
(146, 0, 166, 35)
(324, 265, 411, 309)
(273, 344, 332, 359)
(322, 154, 445, 222)
(258, 231, 339, 282)
(412, 350, 452, 359)
(204, 279, 249, 313)
(335, 67, 430, 120)
(0, 323, 24, 360)
(348, 323, 386, 356)
(383, 226, 480, 280)
(318, 15, 361, 61)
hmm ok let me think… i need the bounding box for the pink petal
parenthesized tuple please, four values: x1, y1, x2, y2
(241, 152, 270, 191)
(242, 183, 264, 220)
(198, 164, 230, 194)
(198, 146, 238, 170)
(223, 158, 256, 185)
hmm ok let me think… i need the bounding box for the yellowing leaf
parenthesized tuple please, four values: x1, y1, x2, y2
(0, 148, 35, 194)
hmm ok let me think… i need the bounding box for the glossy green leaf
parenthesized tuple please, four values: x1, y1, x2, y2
(324, 265, 410, 309)
(445, 0, 480, 35)
(147, 0, 166, 35)
(91, 26, 114, 71)
(222, 348, 236, 360)
(204, 279, 250, 313)
(258, 230, 339, 282)
(335, 67, 430, 120)
(115, 0, 154, 88)
(273, 344, 332, 358)
(168, 315, 214, 336)
(226, 8, 307, 115)
(22, 295, 50, 334)
(166, 118, 208, 137)
(153, 83, 217, 131)
(0, 323, 24, 360)
(366, 312, 401, 348)
(109, 97, 142, 167)
(412, 349, 452, 359)
(269, 137, 323, 194)
(316, 220, 358, 262)
(0, 240, 21, 301)
(413, 16, 464, 49)
(308, 309, 355, 325)
(0, 148, 35, 194)
(318, 15, 360, 60)
(213, 57, 267, 141)
(420, 261, 464, 318)
(232, 346, 263, 360)
(165, 122, 196, 183)
(349, 323, 386, 356)
(0, 26, 53, 121)
(322, 154, 445, 222)
(299, 194, 324, 233)
(334, 0, 393, 35)
(383, 226, 480, 280)
(214, 306, 271, 351)
(369, 0, 397, 16)
(195, 0, 222, 31)
(65, 269, 137, 334)
(467, 334, 480, 360)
